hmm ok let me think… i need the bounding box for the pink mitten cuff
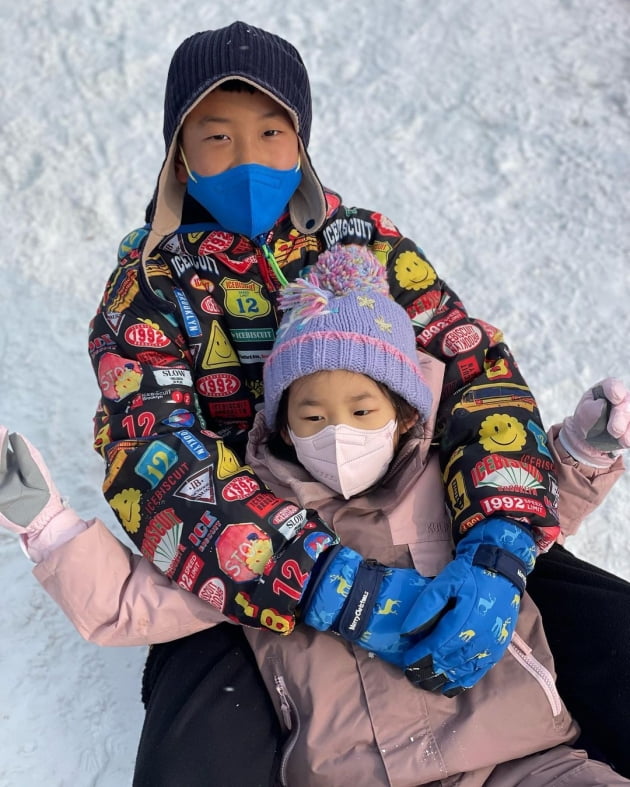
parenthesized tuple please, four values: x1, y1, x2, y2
(558, 418, 619, 468)
(20, 507, 88, 563)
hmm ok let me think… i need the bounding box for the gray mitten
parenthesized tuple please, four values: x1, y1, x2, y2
(0, 426, 65, 535)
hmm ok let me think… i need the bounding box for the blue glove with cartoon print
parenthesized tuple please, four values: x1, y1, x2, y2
(401, 518, 536, 696)
(301, 545, 431, 662)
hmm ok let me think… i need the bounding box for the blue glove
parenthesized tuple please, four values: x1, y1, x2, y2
(401, 518, 536, 696)
(301, 545, 430, 662)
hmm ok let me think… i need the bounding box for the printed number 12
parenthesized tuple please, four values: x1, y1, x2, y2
(272, 559, 308, 601)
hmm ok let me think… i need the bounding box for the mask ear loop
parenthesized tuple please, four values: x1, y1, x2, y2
(179, 145, 197, 183)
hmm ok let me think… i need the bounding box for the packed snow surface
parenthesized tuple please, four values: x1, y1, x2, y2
(1, 1, 628, 784)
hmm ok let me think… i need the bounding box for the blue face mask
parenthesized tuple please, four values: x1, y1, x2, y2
(186, 162, 302, 239)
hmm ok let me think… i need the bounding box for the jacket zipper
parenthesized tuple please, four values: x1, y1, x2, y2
(255, 241, 287, 328)
(256, 246, 279, 294)
(508, 632, 563, 717)
(273, 673, 301, 787)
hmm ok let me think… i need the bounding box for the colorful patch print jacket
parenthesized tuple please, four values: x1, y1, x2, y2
(89, 189, 560, 632)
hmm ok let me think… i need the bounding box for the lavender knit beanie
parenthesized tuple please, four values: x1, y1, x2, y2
(263, 245, 433, 429)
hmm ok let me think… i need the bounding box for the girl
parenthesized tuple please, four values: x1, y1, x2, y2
(1, 246, 629, 785)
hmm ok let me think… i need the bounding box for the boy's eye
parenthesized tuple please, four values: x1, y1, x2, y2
(263, 129, 281, 137)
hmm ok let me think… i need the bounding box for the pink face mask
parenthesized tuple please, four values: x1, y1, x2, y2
(288, 420, 398, 499)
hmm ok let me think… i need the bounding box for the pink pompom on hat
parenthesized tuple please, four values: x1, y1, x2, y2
(263, 244, 433, 429)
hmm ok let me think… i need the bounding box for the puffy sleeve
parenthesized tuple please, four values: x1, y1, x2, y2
(88, 241, 338, 634)
(374, 218, 560, 550)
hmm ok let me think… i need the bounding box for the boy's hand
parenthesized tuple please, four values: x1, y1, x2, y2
(301, 545, 431, 662)
(559, 378, 630, 468)
(400, 518, 536, 696)
(0, 426, 65, 534)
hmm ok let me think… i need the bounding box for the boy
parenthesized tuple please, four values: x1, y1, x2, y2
(86, 21, 628, 784)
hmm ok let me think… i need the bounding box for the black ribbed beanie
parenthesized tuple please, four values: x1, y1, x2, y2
(163, 21, 312, 149)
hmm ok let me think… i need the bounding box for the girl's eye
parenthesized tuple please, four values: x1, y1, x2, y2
(354, 409, 371, 417)
(305, 415, 324, 422)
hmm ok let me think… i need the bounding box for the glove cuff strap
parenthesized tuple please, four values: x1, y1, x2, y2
(299, 543, 343, 613)
(473, 544, 527, 594)
(333, 560, 388, 641)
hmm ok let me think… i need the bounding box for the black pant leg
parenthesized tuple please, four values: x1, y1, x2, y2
(133, 623, 282, 787)
(527, 543, 630, 777)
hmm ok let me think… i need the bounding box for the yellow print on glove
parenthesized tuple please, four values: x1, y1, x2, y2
(492, 616, 512, 644)
(376, 598, 401, 615)
(329, 573, 352, 597)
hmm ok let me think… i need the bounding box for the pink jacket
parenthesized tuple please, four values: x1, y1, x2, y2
(33, 357, 624, 785)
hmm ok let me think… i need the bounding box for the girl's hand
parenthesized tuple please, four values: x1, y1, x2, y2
(559, 378, 630, 468)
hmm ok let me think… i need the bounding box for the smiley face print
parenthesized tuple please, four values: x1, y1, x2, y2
(478, 414, 527, 452)
(394, 251, 437, 291)
(202, 322, 239, 369)
(110, 487, 142, 533)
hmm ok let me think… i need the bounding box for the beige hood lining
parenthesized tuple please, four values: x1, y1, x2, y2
(142, 78, 327, 263)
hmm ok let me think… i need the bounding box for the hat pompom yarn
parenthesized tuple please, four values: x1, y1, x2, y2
(314, 244, 390, 296)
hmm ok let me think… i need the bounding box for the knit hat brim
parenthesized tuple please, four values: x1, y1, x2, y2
(142, 78, 326, 263)
(263, 331, 434, 431)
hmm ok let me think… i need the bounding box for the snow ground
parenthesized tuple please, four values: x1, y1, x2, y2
(0, 0, 628, 784)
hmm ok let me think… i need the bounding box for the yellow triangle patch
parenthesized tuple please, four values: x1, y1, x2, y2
(202, 322, 239, 369)
(216, 441, 243, 479)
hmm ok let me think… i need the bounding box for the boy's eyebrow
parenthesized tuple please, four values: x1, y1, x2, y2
(197, 109, 287, 126)
(197, 115, 230, 125)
